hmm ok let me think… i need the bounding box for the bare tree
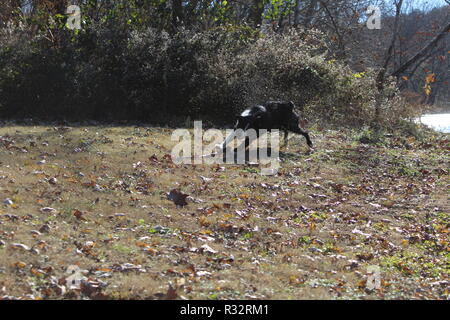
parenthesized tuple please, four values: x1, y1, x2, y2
(373, 0, 404, 125)
(391, 21, 450, 78)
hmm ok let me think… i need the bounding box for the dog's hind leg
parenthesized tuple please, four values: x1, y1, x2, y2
(291, 126, 313, 148)
(283, 129, 289, 149)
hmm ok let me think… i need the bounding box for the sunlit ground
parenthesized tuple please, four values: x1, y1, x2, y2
(418, 113, 450, 133)
(0, 125, 448, 299)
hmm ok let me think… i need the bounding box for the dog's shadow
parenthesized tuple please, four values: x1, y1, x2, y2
(279, 148, 314, 160)
(217, 146, 314, 163)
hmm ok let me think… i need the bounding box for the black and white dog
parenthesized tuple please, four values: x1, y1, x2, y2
(219, 101, 313, 152)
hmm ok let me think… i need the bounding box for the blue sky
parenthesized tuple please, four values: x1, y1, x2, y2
(379, 0, 448, 15)
(397, 0, 449, 11)
(413, 0, 449, 7)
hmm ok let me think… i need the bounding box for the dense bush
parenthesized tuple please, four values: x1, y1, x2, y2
(0, 21, 412, 127)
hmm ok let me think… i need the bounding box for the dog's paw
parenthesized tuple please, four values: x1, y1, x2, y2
(213, 144, 224, 154)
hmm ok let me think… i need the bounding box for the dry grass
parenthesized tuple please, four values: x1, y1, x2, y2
(0, 124, 448, 300)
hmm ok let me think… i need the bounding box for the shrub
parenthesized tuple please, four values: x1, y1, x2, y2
(0, 21, 414, 128)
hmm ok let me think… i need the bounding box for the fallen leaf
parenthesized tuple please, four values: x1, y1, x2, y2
(165, 283, 178, 300)
(73, 210, 86, 220)
(40, 207, 57, 214)
(167, 189, 189, 207)
(201, 244, 218, 254)
(13, 261, 27, 269)
(10, 243, 30, 251)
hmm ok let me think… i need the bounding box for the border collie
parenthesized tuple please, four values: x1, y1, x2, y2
(220, 100, 313, 151)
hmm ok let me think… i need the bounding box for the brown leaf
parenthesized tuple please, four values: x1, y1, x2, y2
(167, 189, 189, 207)
(73, 209, 86, 220)
(144, 247, 158, 255)
(10, 243, 30, 251)
(39, 224, 51, 233)
(13, 261, 27, 269)
(30, 268, 45, 277)
(40, 207, 57, 214)
(165, 283, 178, 300)
(149, 154, 159, 163)
(356, 253, 374, 261)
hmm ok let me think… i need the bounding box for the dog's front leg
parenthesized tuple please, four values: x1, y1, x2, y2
(282, 129, 289, 150)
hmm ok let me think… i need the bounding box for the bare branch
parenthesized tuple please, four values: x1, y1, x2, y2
(376, 0, 404, 90)
(391, 21, 450, 77)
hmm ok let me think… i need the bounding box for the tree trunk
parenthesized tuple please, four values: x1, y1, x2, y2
(373, 0, 404, 128)
(250, 0, 264, 28)
(304, 0, 318, 28)
(54, 0, 66, 15)
(172, 0, 183, 30)
(277, 2, 289, 32)
(320, 1, 346, 59)
(293, 0, 301, 26)
(391, 21, 450, 78)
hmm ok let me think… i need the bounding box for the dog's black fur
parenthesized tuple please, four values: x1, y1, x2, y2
(226, 101, 313, 149)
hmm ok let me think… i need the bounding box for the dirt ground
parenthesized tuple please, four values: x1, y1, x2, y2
(0, 124, 448, 299)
